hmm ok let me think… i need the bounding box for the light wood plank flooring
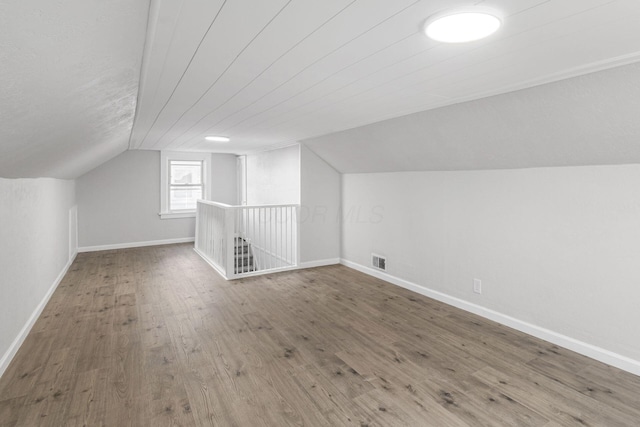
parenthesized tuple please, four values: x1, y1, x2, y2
(1, 243, 639, 426)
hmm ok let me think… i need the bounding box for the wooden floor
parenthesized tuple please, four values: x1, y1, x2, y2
(1, 244, 639, 426)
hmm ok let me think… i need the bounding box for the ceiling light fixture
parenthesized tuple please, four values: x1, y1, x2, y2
(205, 136, 230, 142)
(424, 8, 502, 43)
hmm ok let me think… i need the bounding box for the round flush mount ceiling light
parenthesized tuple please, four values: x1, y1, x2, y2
(424, 8, 502, 43)
(205, 136, 230, 142)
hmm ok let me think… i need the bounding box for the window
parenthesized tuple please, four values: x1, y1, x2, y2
(169, 160, 203, 211)
(160, 152, 210, 219)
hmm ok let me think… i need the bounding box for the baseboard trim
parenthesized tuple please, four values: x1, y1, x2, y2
(0, 253, 77, 379)
(340, 258, 640, 377)
(78, 237, 195, 253)
(299, 258, 341, 269)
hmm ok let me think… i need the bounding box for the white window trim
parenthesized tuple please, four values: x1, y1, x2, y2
(160, 151, 211, 219)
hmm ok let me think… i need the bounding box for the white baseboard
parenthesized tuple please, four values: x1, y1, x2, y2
(0, 253, 77, 379)
(78, 237, 195, 253)
(340, 258, 640, 377)
(299, 258, 341, 269)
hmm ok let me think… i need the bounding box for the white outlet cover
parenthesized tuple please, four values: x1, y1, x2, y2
(473, 278, 482, 294)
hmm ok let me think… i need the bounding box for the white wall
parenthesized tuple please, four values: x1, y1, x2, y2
(342, 165, 640, 368)
(0, 178, 76, 376)
(77, 150, 193, 248)
(246, 145, 300, 205)
(77, 150, 237, 249)
(211, 154, 238, 205)
(300, 146, 341, 264)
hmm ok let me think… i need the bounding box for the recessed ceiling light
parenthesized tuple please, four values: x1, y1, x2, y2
(424, 8, 502, 43)
(205, 136, 230, 142)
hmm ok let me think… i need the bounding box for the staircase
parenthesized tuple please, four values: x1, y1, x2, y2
(234, 237, 256, 274)
(195, 201, 298, 280)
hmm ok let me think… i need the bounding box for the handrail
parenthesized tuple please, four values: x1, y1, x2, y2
(197, 199, 299, 209)
(196, 199, 234, 208)
(232, 203, 300, 209)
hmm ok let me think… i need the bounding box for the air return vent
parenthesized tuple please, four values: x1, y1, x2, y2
(372, 254, 386, 271)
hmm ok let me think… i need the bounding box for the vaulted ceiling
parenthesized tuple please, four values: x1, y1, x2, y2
(2, 0, 640, 178)
(0, 0, 149, 179)
(130, 0, 640, 157)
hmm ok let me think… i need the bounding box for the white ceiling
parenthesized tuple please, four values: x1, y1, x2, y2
(0, 0, 149, 179)
(305, 61, 640, 172)
(2, 0, 640, 178)
(130, 0, 640, 158)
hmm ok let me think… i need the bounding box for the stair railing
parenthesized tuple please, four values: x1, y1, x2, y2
(195, 200, 300, 280)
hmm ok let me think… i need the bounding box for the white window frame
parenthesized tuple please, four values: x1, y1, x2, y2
(160, 151, 211, 219)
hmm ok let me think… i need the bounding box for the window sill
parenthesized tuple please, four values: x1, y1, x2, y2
(159, 211, 196, 220)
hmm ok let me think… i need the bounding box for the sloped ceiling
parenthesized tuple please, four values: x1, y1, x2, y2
(130, 0, 640, 159)
(304, 62, 640, 172)
(3, 1, 640, 179)
(0, 0, 149, 179)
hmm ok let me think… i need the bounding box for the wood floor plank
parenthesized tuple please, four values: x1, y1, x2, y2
(413, 368, 549, 426)
(353, 390, 423, 426)
(63, 368, 109, 426)
(0, 395, 26, 426)
(0, 332, 55, 400)
(180, 368, 241, 426)
(527, 357, 640, 419)
(1, 243, 639, 426)
(474, 365, 640, 426)
(288, 363, 375, 426)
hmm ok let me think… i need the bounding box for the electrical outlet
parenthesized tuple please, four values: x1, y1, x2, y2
(473, 278, 482, 294)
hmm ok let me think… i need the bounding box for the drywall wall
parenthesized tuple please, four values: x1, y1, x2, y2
(0, 178, 76, 375)
(211, 154, 238, 205)
(77, 150, 193, 248)
(300, 146, 340, 264)
(77, 150, 237, 249)
(341, 165, 640, 365)
(246, 145, 300, 205)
